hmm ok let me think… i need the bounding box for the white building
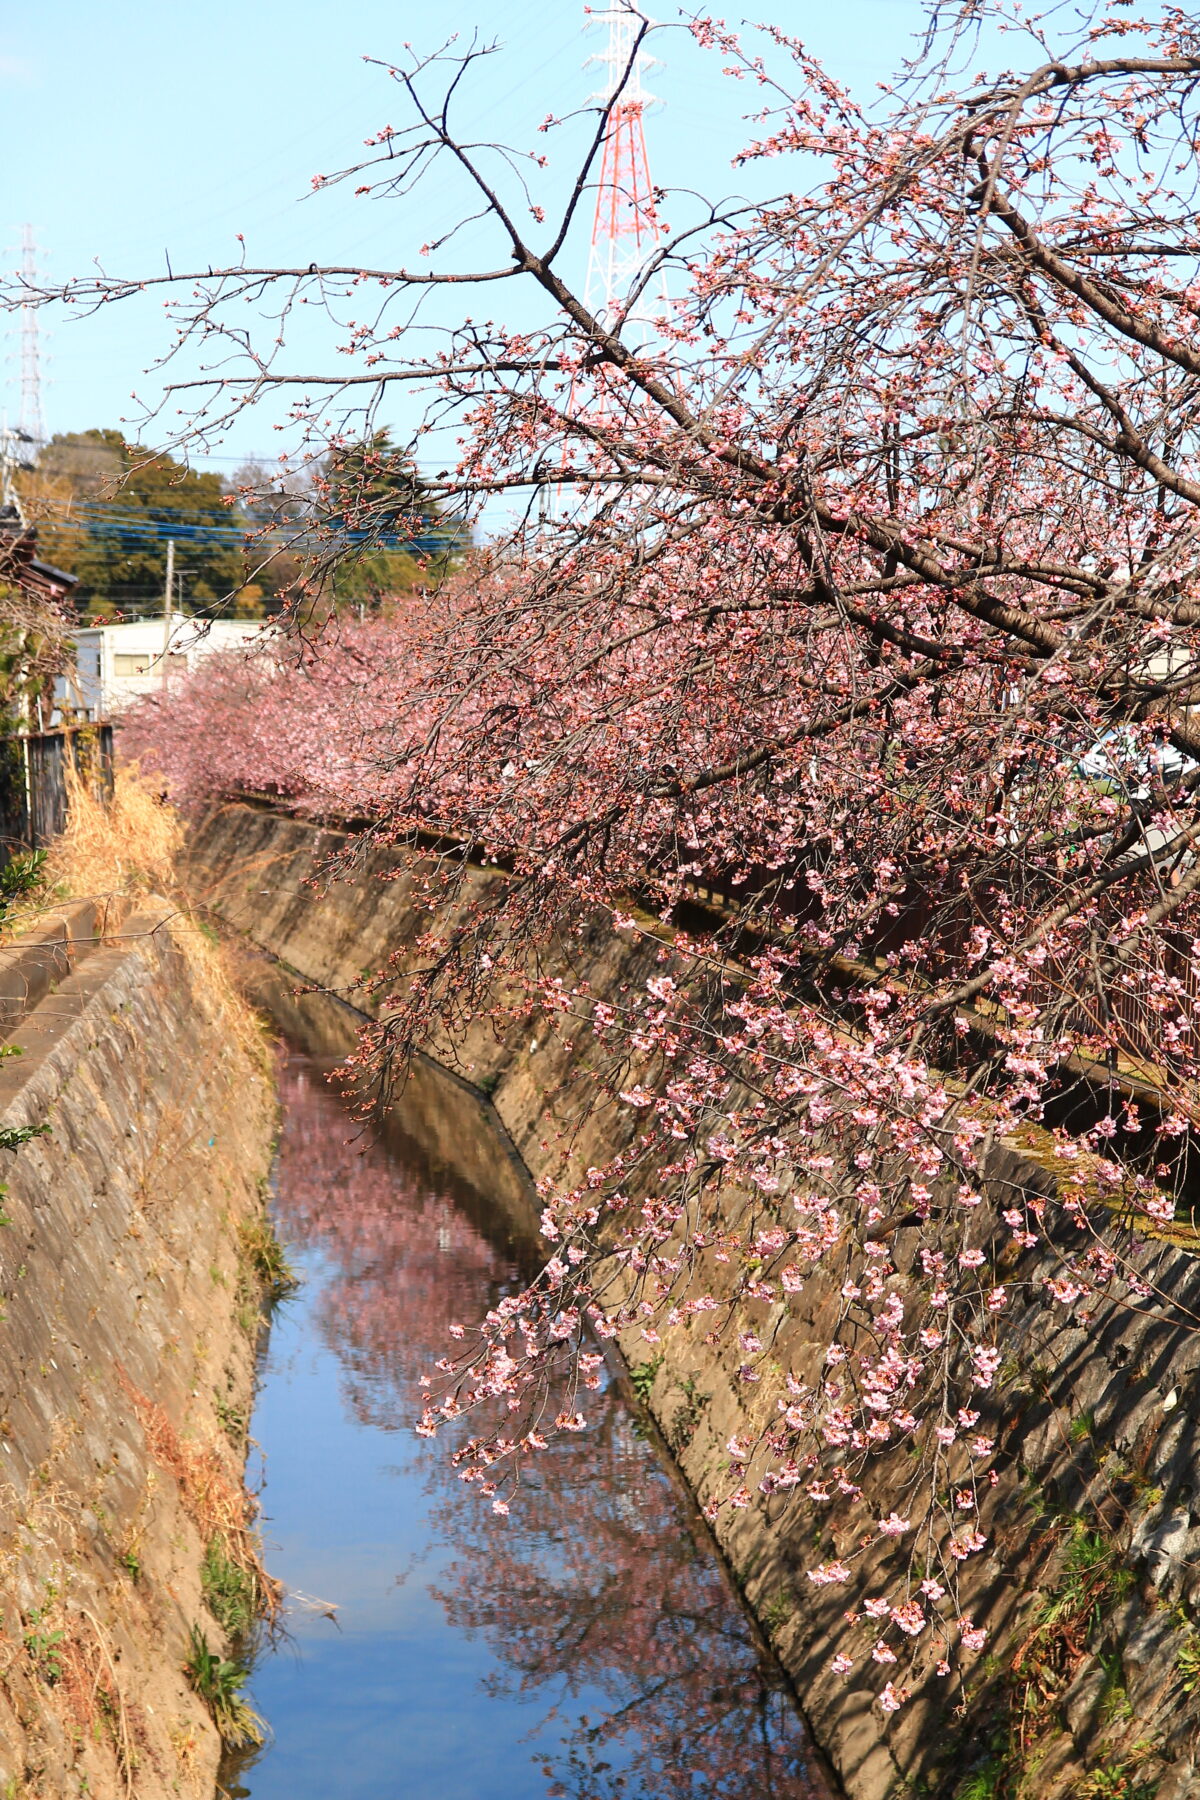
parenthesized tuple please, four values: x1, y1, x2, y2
(56, 614, 273, 720)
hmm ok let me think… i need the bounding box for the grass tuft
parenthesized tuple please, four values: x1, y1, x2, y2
(237, 1217, 298, 1303)
(184, 1625, 265, 1749)
(202, 1533, 258, 1640)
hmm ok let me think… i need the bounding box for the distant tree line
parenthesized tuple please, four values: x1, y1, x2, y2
(17, 427, 466, 619)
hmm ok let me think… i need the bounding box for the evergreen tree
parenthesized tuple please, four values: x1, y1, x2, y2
(320, 430, 467, 606)
(24, 430, 248, 615)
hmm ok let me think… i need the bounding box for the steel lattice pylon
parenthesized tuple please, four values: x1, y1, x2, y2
(542, 6, 665, 519)
(583, 3, 665, 339)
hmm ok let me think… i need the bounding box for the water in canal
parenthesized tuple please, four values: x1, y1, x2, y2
(221, 1039, 832, 1799)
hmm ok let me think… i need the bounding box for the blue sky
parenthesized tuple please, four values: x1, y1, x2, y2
(5, 2, 923, 475)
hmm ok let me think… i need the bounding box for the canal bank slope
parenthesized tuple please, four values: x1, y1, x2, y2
(187, 801, 1200, 1800)
(0, 890, 276, 1799)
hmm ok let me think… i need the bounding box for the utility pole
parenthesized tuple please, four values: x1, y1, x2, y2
(162, 538, 175, 693)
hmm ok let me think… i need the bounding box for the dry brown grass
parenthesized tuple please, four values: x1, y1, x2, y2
(0, 1570, 138, 1797)
(47, 758, 183, 901)
(117, 1370, 281, 1629)
(169, 1717, 204, 1788)
(58, 1608, 138, 1794)
(38, 761, 268, 1070)
(0, 763, 279, 1783)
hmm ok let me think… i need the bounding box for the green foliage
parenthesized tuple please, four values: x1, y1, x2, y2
(1038, 1522, 1133, 1634)
(30, 430, 248, 614)
(202, 1534, 257, 1640)
(1080, 1756, 1159, 1800)
(184, 1625, 265, 1749)
(0, 848, 43, 910)
(118, 1547, 141, 1583)
(630, 1355, 663, 1406)
(0, 733, 25, 835)
(760, 1591, 792, 1636)
(954, 1763, 1004, 1800)
(667, 1375, 710, 1450)
(979, 1514, 1150, 1797)
(0, 1122, 50, 1155)
(1096, 1649, 1133, 1725)
(1176, 1630, 1200, 1693)
(213, 1390, 248, 1445)
(0, 850, 41, 902)
(22, 1618, 64, 1686)
(322, 429, 467, 605)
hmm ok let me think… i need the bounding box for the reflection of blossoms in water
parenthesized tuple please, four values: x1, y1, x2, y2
(271, 1055, 829, 1800)
(272, 1059, 516, 1426)
(429, 1407, 823, 1800)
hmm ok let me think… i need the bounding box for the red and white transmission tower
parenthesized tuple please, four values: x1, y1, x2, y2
(583, 3, 666, 340)
(542, 7, 665, 518)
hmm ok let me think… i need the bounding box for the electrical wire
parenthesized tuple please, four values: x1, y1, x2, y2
(32, 498, 461, 552)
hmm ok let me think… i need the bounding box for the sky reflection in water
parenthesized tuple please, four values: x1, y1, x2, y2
(225, 1053, 827, 1800)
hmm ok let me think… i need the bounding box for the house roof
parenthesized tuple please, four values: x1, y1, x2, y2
(0, 506, 80, 596)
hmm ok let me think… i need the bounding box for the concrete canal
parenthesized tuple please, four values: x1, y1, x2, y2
(220, 1039, 833, 1800)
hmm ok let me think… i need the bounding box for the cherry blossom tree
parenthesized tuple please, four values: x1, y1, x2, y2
(37, 0, 1200, 1723)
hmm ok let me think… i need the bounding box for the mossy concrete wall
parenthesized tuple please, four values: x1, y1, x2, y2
(188, 802, 1200, 1800)
(0, 898, 274, 1799)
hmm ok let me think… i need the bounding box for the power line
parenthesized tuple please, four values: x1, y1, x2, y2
(32, 506, 460, 556)
(35, 493, 461, 546)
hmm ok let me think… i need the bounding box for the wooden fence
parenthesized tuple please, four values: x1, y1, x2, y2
(0, 725, 114, 857)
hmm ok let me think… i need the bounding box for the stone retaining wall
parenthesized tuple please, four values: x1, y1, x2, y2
(0, 896, 275, 1799)
(187, 801, 1200, 1800)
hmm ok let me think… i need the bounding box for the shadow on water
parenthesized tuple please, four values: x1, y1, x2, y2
(219, 969, 836, 1800)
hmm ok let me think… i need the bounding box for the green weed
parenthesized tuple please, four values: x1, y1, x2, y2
(761, 1591, 792, 1636)
(213, 1391, 248, 1445)
(1176, 1630, 1200, 1693)
(954, 1760, 1003, 1799)
(201, 1534, 258, 1640)
(22, 1621, 63, 1686)
(184, 1626, 265, 1749)
(1038, 1523, 1132, 1633)
(630, 1355, 663, 1406)
(1080, 1757, 1159, 1800)
(0, 849, 45, 912)
(1097, 1649, 1133, 1725)
(0, 1122, 50, 1155)
(668, 1379, 710, 1450)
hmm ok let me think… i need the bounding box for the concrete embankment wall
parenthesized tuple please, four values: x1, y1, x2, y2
(187, 802, 1200, 1800)
(0, 897, 274, 1799)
